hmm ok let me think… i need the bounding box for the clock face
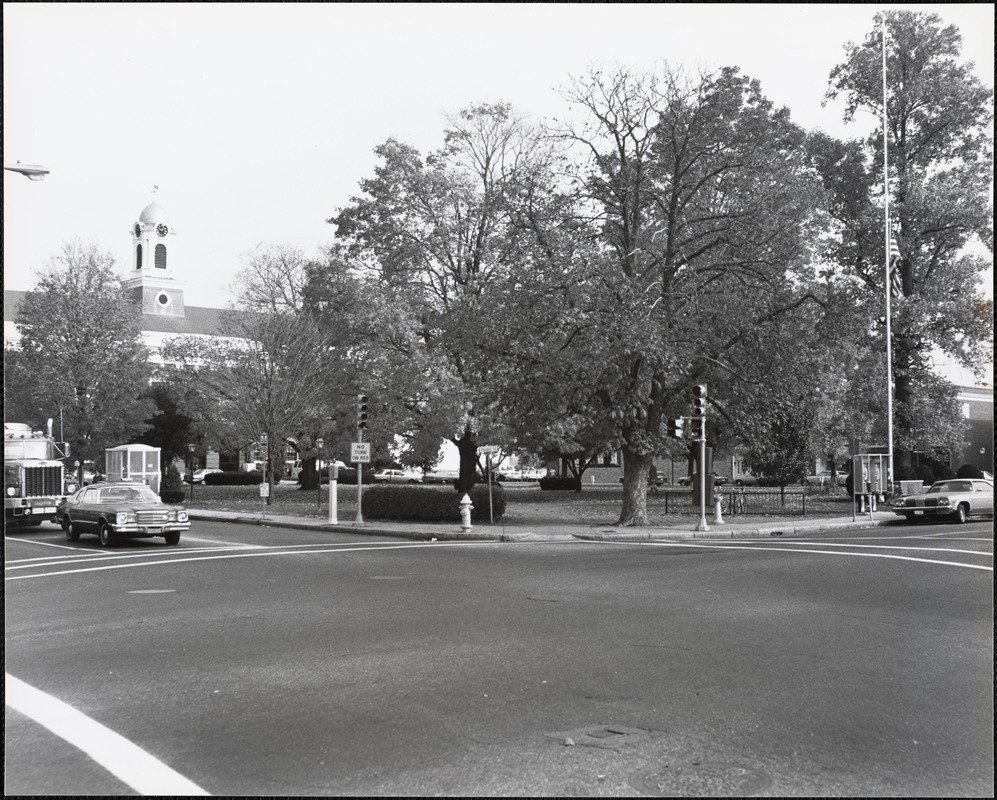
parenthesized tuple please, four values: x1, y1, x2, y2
(134, 223, 141, 238)
(156, 223, 169, 237)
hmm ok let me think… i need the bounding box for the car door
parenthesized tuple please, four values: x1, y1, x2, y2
(975, 481, 994, 515)
(76, 487, 100, 531)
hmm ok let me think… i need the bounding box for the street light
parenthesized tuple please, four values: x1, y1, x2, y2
(4, 162, 49, 181)
(187, 444, 196, 502)
(315, 438, 324, 512)
(981, 447, 986, 471)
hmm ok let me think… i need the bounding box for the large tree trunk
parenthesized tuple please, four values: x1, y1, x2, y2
(455, 427, 478, 495)
(617, 447, 652, 526)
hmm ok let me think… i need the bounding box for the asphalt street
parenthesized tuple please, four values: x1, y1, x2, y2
(5, 518, 993, 796)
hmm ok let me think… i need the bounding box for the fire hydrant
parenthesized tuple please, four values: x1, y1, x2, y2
(459, 493, 473, 533)
(714, 492, 725, 524)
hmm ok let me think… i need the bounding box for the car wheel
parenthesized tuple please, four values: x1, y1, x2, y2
(98, 521, 117, 548)
(954, 504, 968, 524)
(64, 517, 81, 542)
(164, 532, 181, 545)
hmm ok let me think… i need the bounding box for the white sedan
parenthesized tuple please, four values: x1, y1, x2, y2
(892, 478, 993, 524)
(373, 469, 423, 484)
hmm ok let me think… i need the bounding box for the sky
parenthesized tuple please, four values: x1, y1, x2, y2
(4, 3, 994, 310)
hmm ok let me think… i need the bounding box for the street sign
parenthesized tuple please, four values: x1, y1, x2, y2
(259, 483, 270, 498)
(478, 445, 500, 455)
(351, 442, 371, 463)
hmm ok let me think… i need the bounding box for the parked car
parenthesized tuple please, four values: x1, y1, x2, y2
(677, 473, 727, 487)
(190, 468, 223, 484)
(56, 481, 190, 547)
(891, 478, 993, 524)
(805, 470, 847, 487)
(373, 469, 423, 484)
(422, 469, 459, 484)
(731, 474, 759, 487)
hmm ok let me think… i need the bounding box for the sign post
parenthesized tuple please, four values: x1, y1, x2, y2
(329, 462, 338, 525)
(259, 480, 269, 522)
(351, 440, 371, 524)
(479, 446, 500, 523)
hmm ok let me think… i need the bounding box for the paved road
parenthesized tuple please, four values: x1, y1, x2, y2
(5, 519, 993, 796)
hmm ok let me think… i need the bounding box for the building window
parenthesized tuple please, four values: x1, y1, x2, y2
(155, 243, 167, 269)
(157, 293, 171, 307)
(962, 403, 971, 419)
(135, 244, 143, 270)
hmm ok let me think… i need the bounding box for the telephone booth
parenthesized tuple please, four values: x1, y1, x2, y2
(105, 444, 162, 494)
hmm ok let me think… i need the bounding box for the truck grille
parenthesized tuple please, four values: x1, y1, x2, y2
(136, 510, 169, 524)
(24, 466, 63, 497)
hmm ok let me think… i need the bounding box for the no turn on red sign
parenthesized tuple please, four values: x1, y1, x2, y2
(351, 442, 371, 463)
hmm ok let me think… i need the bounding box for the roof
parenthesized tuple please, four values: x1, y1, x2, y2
(5, 289, 230, 338)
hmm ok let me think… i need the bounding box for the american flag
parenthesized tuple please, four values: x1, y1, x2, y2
(889, 233, 902, 298)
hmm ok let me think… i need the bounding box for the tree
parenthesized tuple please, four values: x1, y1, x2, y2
(327, 102, 560, 493)
(824, 9, 993, 475)
(7, 240, 155, 469)
(547, 66, 823, 525)
(161, 245, 342, 502)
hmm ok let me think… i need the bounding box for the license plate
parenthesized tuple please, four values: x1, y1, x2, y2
(914, 510, 924, 515)
(146, 527, 162, 533)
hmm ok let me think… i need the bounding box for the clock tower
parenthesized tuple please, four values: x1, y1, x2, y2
(122, 199, 187, 317)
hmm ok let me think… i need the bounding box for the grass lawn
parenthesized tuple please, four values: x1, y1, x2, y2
(185, 482, 857, 524)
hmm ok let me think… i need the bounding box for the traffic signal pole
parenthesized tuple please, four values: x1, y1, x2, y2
(696, 435, 709, 532)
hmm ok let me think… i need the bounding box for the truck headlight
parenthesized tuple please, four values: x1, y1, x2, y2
(5, 487, 16, 497)
(66, 482, 78, 493)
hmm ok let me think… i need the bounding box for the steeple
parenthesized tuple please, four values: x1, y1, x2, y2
(122, 190, 186, 317)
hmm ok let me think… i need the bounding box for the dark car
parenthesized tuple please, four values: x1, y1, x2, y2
(891, 478, 993, 524)
(57, 480, 190, 547)
(677, 473, 726, 487)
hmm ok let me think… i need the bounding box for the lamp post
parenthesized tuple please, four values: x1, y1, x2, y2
(187, 444, 196, 502)
(4, 162, 49, 181)
(315, 438, 324, 512)
(980, 448, 986, 471)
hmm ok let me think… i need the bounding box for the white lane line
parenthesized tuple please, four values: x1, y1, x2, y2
(611, 540, 992, 570)
(5, 541, 504, 580)
(727, 541, 991, 556)
(5, 674, 210, 796)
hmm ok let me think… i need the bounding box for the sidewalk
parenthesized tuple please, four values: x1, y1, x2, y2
(187, 507, 901, 542)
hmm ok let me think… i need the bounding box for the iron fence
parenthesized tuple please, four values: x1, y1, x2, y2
(655, 488, 806, 516)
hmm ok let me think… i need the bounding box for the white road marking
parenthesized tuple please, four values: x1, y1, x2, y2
(609, 540, 993, 570)
(5, 674, 210, 796)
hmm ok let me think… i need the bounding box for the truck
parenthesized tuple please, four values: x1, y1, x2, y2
(4, 420, 77, 527)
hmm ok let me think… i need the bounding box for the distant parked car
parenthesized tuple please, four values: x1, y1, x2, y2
(805, 470, 847, 487)
(57, 481, 190, 547)
(892, 478, 993, 524)
(422, 469, 459, 484)
(373, 469, 423, 484)
(190, 468, 223, 484)
(731, 474, 759, 487)
(677, 473, 726, 487)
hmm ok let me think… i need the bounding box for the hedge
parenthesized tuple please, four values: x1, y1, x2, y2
(363, 484, 505, 522)
(539, 476, 581, 491)
(203, 471, 264, 486)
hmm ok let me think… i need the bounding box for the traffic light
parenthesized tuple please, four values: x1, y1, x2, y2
(356, 394, 369, 430)
(667, 418, 685, 439)
(691, 384, 707, 417)
(688, 416, 704, 440)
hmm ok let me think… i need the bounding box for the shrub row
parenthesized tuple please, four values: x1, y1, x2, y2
(363, 484, 505, 522)
(539, 476, 581, 491)
(204, 471, 264, 486)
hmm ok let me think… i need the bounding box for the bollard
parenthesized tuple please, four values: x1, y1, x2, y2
(459, 493, 473, 533)
(714, 492, 725, 525)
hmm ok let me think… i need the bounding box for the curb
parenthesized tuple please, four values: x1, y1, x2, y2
(188, 511, 899, 542)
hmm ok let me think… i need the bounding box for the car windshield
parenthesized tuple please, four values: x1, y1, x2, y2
(99, 485, 160, 503)
(927, 481, 972, 494)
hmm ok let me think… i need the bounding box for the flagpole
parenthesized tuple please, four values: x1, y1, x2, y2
(882, 14, 895, 494)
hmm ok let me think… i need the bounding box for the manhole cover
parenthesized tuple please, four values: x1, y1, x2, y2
(630, 762, 772, 797)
